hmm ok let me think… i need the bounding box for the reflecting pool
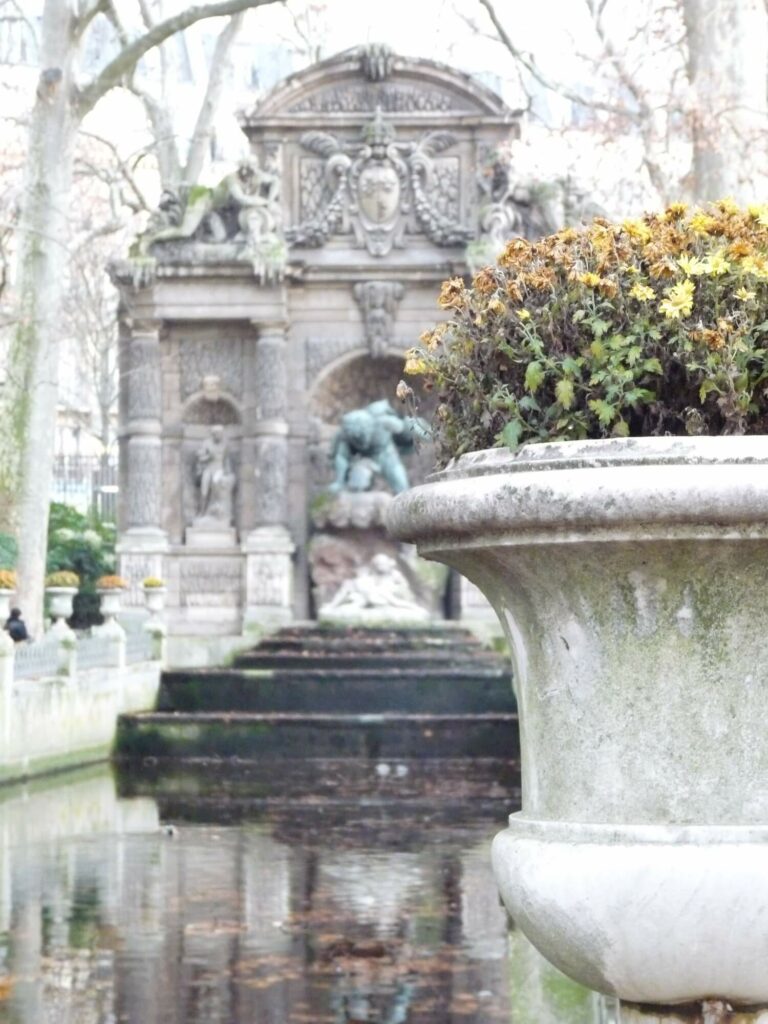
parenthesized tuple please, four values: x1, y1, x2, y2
(0, 761, 616, 1023)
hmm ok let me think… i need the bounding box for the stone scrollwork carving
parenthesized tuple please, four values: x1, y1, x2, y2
(353, 281, 404, 356)
(469, 145, 561, 272)
(287, 108, 473, 255)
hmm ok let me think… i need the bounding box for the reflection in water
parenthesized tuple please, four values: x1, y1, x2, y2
(0, 763, 614, 1023)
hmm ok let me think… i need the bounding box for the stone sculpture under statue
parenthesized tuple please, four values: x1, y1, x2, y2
(186, 425, 238, 549)
(310, 401, 446, 623)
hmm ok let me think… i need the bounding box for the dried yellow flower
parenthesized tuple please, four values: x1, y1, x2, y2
(438, 277, 467, 310)
(403, 349, 427, 374)
(472, 268, 497, 295)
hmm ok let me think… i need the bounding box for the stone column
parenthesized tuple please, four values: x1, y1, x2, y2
(243, 321, 295, 631)
(117, 318, 168, 603)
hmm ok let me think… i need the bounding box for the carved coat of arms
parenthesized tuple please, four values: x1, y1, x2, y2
(288, 107, 472, 256)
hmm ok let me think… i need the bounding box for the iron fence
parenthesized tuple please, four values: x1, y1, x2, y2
(51, 455, 118, 521)
(14, 635, 61, 679)
(77, 634, 115, 670)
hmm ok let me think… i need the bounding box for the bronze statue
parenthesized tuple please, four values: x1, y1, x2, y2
(329, 399, 429, 495)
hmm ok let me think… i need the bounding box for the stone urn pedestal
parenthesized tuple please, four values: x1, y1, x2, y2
(387, 436, 768, 1017)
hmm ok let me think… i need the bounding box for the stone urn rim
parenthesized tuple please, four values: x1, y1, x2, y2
(45, 585, 79, 595)
(387, 434, 768, 547)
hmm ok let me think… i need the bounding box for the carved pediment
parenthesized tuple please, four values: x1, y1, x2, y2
(245, 46, 512, 123)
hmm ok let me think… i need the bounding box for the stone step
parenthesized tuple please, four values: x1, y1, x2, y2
(258, 625, 487, 652)
(117, 711, 520, 761)
(159, 668, 515, 713)
(118, 756, 521, 803)
(231, 651, 503, 670)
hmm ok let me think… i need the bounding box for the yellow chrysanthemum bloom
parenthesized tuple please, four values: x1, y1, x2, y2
(517, 309, 532, 321)
(403, 349, 427, 375)
(701, 252, 730, 276)
(663, 202, 688, 221)
(622, 219, 652, 243)
(677, 255, 707, 276)
(715, 198, 740, 216)
(690, 212, 718, 235)
(629, 283, 655, 302)
(578, 272, 602, 288)
(659, 279, 695, 319)
(747, 204, 768, 226)
(487, 298, 506, 315)
(735, 286, 756, 301)
(741, 255, 768, 279)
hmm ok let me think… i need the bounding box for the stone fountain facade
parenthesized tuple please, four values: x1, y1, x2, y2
(112, 46, 523, 640)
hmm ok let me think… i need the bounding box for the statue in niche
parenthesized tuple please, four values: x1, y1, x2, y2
(194, 425, 236, 527)
(320, 553, 429, 622)
(329, 399, 429, 495)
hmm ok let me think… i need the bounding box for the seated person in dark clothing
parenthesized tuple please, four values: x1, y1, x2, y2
(4, 608, 28, 643)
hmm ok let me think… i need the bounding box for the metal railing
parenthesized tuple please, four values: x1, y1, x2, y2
(77, 634, 115, 670)
(14, 635, 61, 679)
(51, 455, 119, 521)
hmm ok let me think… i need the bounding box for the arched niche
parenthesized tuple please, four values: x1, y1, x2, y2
(182, 393, 242, 428)
(307, 351, 437, 492)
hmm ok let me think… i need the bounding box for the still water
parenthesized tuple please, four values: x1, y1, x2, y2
(0, 762, 615, 1023)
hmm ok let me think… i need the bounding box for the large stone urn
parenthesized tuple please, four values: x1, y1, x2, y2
(387, 436, 768, 1014)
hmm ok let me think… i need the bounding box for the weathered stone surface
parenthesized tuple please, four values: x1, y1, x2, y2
(388, 435, 768, 1006)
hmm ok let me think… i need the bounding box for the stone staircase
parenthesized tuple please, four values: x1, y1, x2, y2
(116, 624, 519, 764)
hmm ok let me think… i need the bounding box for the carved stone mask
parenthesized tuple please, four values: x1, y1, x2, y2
(358, 164, 400, 225)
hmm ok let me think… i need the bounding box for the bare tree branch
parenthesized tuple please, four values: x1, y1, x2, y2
(76, 0, 285, 115)
(475, 0, 637, 121)
(183, 12, 244, 184)
(77, 129, 153, 212)
(72, 0, 110, 40)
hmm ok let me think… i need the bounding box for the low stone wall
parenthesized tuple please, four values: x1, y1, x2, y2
(0, 655, 161, 784)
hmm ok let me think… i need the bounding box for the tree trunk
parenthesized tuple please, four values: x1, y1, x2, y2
(682, 0, 768, 202)
(0, 0, 79, 637)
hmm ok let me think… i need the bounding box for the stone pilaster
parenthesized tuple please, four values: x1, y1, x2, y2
(244, 321, 294, 629)
(117, 319, 168, 606)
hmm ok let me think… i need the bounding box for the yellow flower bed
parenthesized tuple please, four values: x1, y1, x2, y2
(404, 200, 768, 463)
